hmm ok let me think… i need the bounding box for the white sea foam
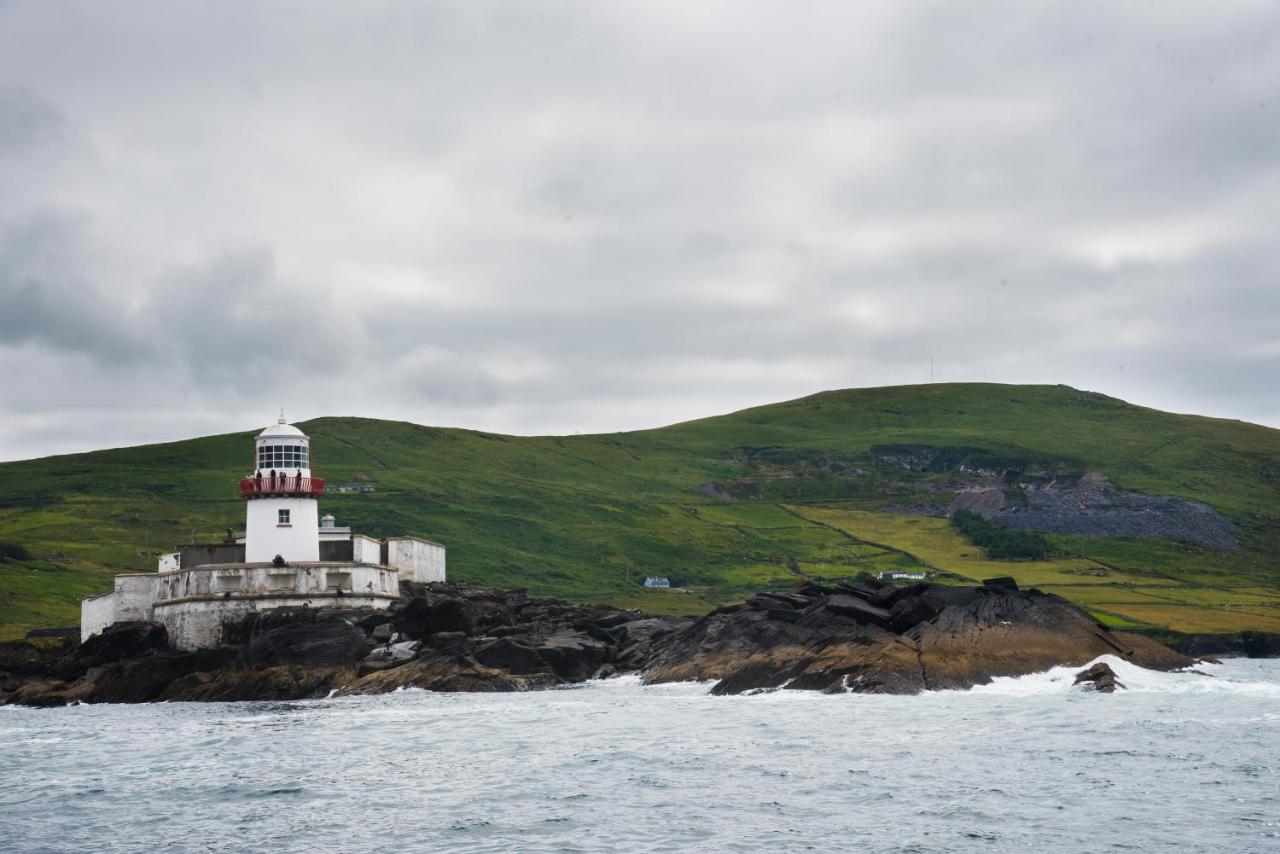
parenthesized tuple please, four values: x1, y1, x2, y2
(961, 654, 1280, 697)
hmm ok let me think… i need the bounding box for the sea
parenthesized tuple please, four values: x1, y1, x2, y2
(2, 655, 1277, 853)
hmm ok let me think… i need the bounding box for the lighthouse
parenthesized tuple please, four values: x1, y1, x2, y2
(80, 415, 447, 650)
(241, 417, 323, 563)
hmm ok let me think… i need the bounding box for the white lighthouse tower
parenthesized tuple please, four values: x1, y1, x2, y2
(242, 417, 322, 563)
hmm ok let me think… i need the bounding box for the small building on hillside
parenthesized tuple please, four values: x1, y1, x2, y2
(81, 418, 444, 650)
(877, 570, 928, 582)
(644, 576, 671, 589)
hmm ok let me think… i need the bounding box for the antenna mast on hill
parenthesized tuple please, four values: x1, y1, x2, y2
(931, 357, 935, 384)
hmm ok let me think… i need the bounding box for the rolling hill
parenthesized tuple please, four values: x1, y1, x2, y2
(2, 383, 1279, 640)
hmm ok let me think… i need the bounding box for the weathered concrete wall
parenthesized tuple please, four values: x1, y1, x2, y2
(158, 552, 180, 573)
(114, 574, 158, 623)
(149, 562, 400, 649)
(155, 563, 398, 601)
(79, 574, 159, 642)
(153, 592, 395, 650)
(386, 537, 446, 583)
(80, 593, 116, 642)
(352, 535, 381, 565)
(245, 497, 320, 563)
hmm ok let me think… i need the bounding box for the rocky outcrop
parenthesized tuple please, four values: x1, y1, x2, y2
(1074, 661, 1124, 692)
(643, 578, 1194, 695)
(0, 583, 691, 705)
(0, 578, 1197, 705)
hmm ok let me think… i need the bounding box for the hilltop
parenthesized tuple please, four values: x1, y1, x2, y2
(2, 383, 1279, 640)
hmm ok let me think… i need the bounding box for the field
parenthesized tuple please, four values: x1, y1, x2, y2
(1, 383, 1278, 638)
(796, 506, 1280, 633)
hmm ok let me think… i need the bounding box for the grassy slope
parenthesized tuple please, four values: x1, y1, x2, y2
(1, 383, 1278, 639)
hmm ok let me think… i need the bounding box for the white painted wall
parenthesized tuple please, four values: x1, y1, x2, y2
(80, 574, 160, 642)
(352, 534, 382, 565)
(245, 497, 320, 563)
(386, 537, 446, 583)
(114, 574, 158, 622)
(81, 593, 116, 642)
(158, 552, 180, 573)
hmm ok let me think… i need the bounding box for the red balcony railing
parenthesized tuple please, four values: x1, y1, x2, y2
(239, 476, 326, 497)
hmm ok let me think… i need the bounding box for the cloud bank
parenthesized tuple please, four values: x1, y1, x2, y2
(1, 1, 1278, 459)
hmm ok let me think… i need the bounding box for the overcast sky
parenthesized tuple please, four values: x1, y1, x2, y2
(1, 2, 1278, 461)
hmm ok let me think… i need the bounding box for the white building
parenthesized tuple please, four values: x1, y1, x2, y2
(877, 570, 928, 581)
(644, 576, 671, 588)
(81, 418, 446, 650)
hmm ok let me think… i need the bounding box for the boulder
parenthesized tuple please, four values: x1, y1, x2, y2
(54, 622, 170, 680)
(474, 638, 549, 675)
(361, 640, 421, 673)
(535, 633, 613, 682)
(1074, 661, 1124, 693)
(982, 576, 1019, 592)
(242, 618, 371, 668)
(393, 597, 477, 639)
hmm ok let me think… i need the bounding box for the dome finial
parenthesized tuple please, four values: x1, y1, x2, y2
(278, 406, 286, 426)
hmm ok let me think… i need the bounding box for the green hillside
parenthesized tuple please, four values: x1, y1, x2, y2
(2, 383, 1279, 640)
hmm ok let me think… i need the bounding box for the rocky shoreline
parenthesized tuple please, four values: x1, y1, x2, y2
(0, 577, 1205, 706)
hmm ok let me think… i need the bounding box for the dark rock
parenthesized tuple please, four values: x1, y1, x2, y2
(392, 597, 434, 639)
(54, 622, 170, 680)
(982, 576, 1019, 592)
(889, 597, 940, 633)
(646, 581, 1191, 695)
(394, 597, 477, 639)
(869, 582, 928, 608)
(535, 633, 613, 682)
(356, 612, 393, 632)
(823, 595, 893, 629)
(834, 581, 879, 600)
(475, 638, 549, 675)
(242, 618, 371, 667)
(1242, 631, 1280, 658)
(1074, 661, 1124, 693)
(424, 632, 472, 655)
(371, 623, 394, 643)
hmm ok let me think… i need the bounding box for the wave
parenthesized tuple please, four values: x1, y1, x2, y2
(958, 655, 1280, 697)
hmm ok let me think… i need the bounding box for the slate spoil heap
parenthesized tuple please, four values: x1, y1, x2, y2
(1, 578, 1193, 705)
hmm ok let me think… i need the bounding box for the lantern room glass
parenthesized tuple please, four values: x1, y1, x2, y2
(256, 444, 309, 473)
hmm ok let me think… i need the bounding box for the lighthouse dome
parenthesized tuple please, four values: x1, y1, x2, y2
(258, 420, 307, 439)
(253, 418, 311, 476)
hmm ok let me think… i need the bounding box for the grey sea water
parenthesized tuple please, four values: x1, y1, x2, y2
(2, 656, 1278, 853)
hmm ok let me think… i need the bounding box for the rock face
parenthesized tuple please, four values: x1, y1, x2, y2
(643, 578, 1193, 695)
(0, 578, 1195, 705)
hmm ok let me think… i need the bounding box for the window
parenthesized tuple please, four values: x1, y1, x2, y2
(257, 444, 309, 472)
(278, 509, 291, 525)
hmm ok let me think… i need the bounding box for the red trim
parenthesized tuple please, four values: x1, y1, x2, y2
(240, 476, 326, 496)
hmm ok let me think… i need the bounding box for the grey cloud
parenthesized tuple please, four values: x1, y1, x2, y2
(0, 1, 1277, 460)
